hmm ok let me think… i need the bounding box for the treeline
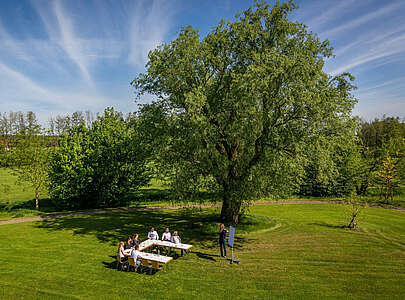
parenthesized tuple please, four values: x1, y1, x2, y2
(300, 116, 405, 200)
(0, 108, 404, 211)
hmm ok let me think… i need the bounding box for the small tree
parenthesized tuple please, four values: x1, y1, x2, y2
(345, 195, 366, 229)
(10, 130, 50, 210)
(376, 150, 401, 203)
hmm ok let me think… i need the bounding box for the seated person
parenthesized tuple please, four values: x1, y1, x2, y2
(171, 231, 181, 244)
(171, 231, 184, 256)
(124, 236, 132, 250)
(132, 233, 140, 247)
(130, 245, 142, 269)
(117, 241, 127, 263)
(147, 227, 159, 240)
(161, 227, 171, 241)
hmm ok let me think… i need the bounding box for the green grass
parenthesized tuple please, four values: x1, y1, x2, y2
(0, 203, 404, 299)
(0, 168, 41, 204)
(1, 166, 404, 222)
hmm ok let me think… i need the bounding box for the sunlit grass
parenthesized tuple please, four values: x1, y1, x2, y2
(0, 204, 404, 299)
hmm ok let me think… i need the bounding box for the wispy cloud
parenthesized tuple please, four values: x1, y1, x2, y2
(128, 0, 175, 69)
(0, 61, 110, 114)
(357, 76, 405, 94)
(33, 0, 94, 85)
(307, 0, 358, 31)
(320, 1, 403, 38)
(330, 32, 405, 75)
(53, 0, 93, 85)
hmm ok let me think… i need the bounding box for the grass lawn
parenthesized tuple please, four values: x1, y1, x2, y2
(0, 203, 404, 299)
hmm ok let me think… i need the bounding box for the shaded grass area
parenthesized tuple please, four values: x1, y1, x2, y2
(0, 204, 404, 299)
(1, 166, 404, 222)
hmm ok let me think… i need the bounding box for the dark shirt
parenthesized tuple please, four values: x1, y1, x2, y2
(219, 229, 227, 242)
(131, 239, 140, 247)
(124, 241, 132, 250)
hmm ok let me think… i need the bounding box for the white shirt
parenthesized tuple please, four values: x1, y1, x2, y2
(162, 232, 171, 241)
(172, 236, 181, 244)
(130, 249, 141, 260)
(148, 230, 159, 240)
(118, 245, 125, 258)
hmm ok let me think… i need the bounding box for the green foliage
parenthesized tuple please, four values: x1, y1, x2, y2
(357, 116, 405, 195)
(133, 1, 356, 222)
(48, 108, 150, 209)
(7, 124, 50, 210)
(300, 123, 366, 197)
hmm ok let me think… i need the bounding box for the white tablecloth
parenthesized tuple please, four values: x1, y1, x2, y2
(123, 249, 173, 264)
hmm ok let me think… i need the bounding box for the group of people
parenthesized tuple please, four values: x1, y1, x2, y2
(117, 223, 230, 269)
(117, 227, 184, 267)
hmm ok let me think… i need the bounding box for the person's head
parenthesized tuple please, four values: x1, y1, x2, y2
(220, 224, 225, 231)
(165, 227, 169, 233)
(173, 231, 178, 236)
(151, 227, 155, 232)
(135, 245, 139, 250)
(126, 236, 131, 243)
(119, 241, 124, 247)
(133, 233, 138, 240)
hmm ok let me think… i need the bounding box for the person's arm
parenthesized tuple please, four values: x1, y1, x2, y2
(148, 231, 151, 239)
(156, 231, 159, 240)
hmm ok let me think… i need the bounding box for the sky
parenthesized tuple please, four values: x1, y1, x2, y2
(0, 0, 404, 124)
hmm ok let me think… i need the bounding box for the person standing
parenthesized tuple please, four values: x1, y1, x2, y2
(218, 224, 227, 258)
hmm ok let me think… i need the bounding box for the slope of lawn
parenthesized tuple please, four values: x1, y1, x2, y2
(0, 203, 404, 299)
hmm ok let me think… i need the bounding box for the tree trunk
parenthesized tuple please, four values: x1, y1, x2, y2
(219, 183, 241, 224)
(35, 189, 39, 210)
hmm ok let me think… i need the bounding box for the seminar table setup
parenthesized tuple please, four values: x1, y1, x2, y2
(122, 239, 193, 273)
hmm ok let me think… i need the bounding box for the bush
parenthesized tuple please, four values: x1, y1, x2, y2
(48, 108, 150, 209)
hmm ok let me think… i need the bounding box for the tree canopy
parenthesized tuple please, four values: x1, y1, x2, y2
(132, 0, 357, 222)
(48, 108, 150, 209)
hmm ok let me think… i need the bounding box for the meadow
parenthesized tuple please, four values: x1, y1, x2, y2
(1, 167, 405, 222)
(0, 203, 404, 299)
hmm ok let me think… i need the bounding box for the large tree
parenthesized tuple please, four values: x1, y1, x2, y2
(132, 0, 357, 222)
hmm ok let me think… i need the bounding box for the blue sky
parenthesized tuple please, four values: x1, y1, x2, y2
(0, 0, 404, 123)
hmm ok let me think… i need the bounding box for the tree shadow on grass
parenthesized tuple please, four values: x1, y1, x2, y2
(36, 209, 225, 246)
(308, 222, 346, 229)
(194, 251, 219, 262)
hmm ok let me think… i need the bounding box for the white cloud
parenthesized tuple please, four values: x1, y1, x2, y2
(320, 2, 403, 38)
(53, 0, 94, 85)
(329, 31, 405, 75)
(128, 0, 175, 69)
(307, 0, 359, 31)
(0, 62, 111, 117)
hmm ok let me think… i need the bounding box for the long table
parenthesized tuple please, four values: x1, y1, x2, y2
(123, 240, 192, 265)
(123, 249, 173, 264)
(139, 239, 193, 252)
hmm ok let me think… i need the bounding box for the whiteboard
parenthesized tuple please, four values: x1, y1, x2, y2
(228, 226, 235, 247)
